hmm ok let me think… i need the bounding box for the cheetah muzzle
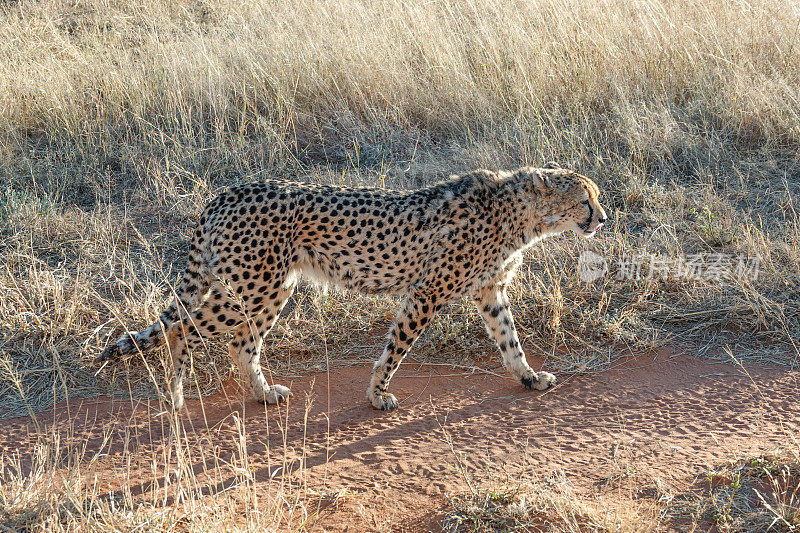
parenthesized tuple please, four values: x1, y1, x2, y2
(97, 164, 607, 411)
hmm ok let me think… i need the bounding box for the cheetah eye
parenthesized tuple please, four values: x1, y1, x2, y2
(581, 200, 589, 206)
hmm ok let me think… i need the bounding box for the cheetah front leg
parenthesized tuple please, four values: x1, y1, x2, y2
(474, 285, 556, 391)
(367, 296, 436, 410)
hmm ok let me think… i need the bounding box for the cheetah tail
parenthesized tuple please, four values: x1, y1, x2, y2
(97, 228, 210, 365)
(96, 303, 178, 364)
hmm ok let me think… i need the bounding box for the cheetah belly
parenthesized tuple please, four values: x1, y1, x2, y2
(295, 245, 422, 295)
(293, 222, 434, 295)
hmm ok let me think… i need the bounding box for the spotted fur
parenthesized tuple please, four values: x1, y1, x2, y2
(98, 164, 607, 411)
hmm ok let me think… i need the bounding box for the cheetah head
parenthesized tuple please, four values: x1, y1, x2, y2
(538, 162, 607, 238)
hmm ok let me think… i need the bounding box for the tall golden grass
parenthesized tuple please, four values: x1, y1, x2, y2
(1, 0, 799, 166)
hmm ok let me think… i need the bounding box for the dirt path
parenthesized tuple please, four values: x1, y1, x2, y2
(2, 351, 798, 531)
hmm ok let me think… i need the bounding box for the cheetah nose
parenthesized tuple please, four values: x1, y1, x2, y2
(596, 215, 606, 231)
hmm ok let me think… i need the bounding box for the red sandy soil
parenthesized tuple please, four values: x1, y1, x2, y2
(2, 350, 798, 531)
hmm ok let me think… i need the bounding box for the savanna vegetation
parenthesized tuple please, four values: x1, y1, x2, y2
(1, 0, 798, 530)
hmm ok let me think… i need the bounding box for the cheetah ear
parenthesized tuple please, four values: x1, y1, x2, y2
(542, 161, 561, 170)
(520, 167, 549, 192)
(536, 169, 552, 190)
(504, 167, 547, 194)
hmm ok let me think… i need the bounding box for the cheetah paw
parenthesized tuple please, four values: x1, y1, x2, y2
(521, 371, 556, 391)
(260, 385, 292, 404)
(368, 390, 399, 411)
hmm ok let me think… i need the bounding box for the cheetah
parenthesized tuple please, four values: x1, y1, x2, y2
(97, 163, 607, 411)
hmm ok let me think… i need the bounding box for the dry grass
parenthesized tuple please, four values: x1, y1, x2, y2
(665, 450, 800, 532)
(443, 450, 800, 532)
(0, 395, 333, 532)
(442, 423, 800, 533)
(1, 0, 800, 529)
(445, 476, 664, 532)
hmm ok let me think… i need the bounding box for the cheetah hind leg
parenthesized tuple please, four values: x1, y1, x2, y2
(229, 278, 296, 405)
(167, 287, 248, 411)
(169, 333, 188, 411)
(230, 320, 292, 404)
